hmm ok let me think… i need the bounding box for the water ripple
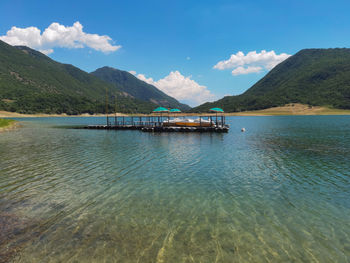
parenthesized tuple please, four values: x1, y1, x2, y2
(0, 116, 349, 262)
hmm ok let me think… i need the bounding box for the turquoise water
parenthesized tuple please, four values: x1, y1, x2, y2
(0, 116, 349, 262)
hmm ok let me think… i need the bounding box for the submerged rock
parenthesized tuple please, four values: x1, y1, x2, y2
(0, 212, 39, 263)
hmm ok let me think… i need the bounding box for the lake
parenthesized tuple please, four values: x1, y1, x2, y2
(0, 116, 349, 262)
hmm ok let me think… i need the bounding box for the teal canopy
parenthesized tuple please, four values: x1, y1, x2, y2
(210, 107, 224, 113)
(153, 107, 169, 113)
(169, 108, 181, 113)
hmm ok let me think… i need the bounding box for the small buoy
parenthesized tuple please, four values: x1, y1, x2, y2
(241, 128, 246, 132)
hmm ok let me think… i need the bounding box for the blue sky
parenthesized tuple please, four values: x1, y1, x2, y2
(1, 0, 350, 106)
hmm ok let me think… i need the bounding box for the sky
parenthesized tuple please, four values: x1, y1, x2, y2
(1, 0, 350, 106)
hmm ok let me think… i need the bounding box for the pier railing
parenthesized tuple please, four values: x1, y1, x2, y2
(86, 115, 229, 132)
(106, 115, 227, 128)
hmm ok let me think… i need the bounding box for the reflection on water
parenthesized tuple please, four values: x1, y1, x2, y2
(0, 116, 349, 262)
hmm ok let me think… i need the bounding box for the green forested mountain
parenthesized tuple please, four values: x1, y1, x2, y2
(0, 40, 182, 114)
(92, 67, 190, 111)
(193, 48, 350, 112)
(3, 41, 349, 114)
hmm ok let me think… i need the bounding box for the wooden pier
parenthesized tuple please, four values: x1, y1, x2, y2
(83, 115, 229, 133)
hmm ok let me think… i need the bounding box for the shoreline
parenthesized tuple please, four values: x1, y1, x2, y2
(227, 104, 350, 116)
(1, 104, 350, 118)
(0, 119, 18, 132)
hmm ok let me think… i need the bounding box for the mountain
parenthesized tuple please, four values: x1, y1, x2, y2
(0, 40, 165, 114)
(193, 48, 350, 112)
(91, 67, 190, 111)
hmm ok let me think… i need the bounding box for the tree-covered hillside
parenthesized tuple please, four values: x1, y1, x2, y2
(193, 48, 350, 112)
(0, 40, 158, 114)
(92, 67, 190, 111)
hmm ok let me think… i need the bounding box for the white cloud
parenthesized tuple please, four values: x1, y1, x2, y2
(136, 73, 155, 85)
(214, 50, 291, 75)
(40, 49, 54, 55)
(0, 21, 121, 54)
(231, 66, 262, 75)
(131, 70, 215, 106)
(186, 56, 191, 60)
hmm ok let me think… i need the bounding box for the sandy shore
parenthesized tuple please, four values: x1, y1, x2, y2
(1, 104, 350, 118)
(224, 104, 350, 116)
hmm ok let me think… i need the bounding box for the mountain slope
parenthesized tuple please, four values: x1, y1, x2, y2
(91, 67, 190, 111)
(193, 48, 350, 112)
(0, 40, 157, 114)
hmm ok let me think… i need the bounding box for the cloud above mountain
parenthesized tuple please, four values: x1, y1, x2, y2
(214, 50, 291, 76)
(0, 22, 121, 55)
(130, 71, 215, 106)
(231, 66, 263, 75)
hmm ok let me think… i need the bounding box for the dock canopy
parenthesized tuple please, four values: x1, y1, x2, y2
(153, 107, 169, 113)
(169, 108, 181, 113)
(210, 107, 224, 113)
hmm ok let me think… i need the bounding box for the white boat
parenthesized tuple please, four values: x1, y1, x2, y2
(163, 117, 215, 127)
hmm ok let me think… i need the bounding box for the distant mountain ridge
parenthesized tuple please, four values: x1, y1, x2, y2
(0, 40, 189, 114)
(92, 67, 190, 111)
(193, 48, 350, 112)
(3, 40, 348, 115)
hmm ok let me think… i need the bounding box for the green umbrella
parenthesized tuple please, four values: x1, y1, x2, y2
(153, 107, 169, 125)
(209, 107, 224, 113)
(210, 108, 224, 126)
(169, 108, 181, 120)
(153, 107, 169, 113)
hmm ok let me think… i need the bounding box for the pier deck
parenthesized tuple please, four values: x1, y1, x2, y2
(83, 115, 229, 133)
(84, 124, 229, 132)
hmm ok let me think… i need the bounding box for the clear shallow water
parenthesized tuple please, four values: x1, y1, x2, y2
(0, 116, 349, 262)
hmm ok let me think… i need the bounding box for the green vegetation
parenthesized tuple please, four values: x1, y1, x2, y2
(91, 67, 190, 111)
(193, 48, 350, 112)
(3, 40, 350, 115)
(0, 40, 184, 114)
(0, 118, 15, 128)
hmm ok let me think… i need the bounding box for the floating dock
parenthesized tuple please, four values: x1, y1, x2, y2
(84, 125, 229, 133)
(83, 115, 229, 133)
